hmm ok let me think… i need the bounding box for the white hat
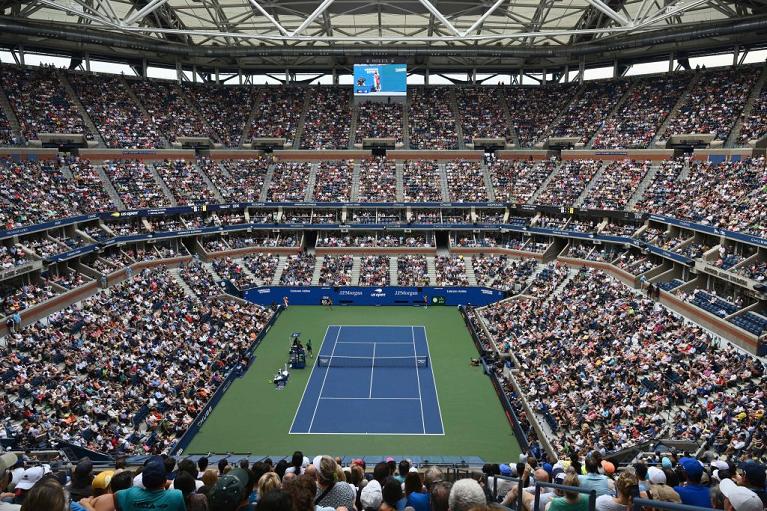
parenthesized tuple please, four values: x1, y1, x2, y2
(719, 479, 763, 511)
(711, 460, 728, 471)
(312, 455, 322, 468)
(647, 467, 666, 485)
(360, 479, 383, 509)
(16, 466, 45, 490)
(0, 452, 18, 473)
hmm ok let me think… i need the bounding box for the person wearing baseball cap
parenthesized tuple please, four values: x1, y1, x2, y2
(736, 462, 767, 507)
(719, 478, 763, 511)
(0, 453, 20, 511)
(114, 457, 185, 511)
(673, 458, 710, 508)
(208, 467, 251, 511)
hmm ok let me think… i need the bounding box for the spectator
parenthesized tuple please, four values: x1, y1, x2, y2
(209, 468, 253, 511)
(578, 457, 610, 497)
(19, 477, 67, 511)
(646, 467, 680, 504)
(718, 478, 763, 511)
(114, 457, 185, 511)
(546, 473, 589, 511)
(448, 479, 485, 511)
(315, 457, 354, 510)
(673, 458, 710, 508)
(594, 472, 640, 511)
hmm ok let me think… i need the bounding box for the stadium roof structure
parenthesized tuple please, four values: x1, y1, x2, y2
(2, 0, 767, 76)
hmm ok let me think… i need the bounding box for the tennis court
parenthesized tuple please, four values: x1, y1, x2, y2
(290, 325, 444, 435)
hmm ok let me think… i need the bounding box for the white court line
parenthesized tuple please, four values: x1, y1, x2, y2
(289, 431, 446, 436)
(369, 342, 376, 399)
(336, 341, 413, 345)
(421, 326, 446, 434)
(320, 396, 421, 400)
(288, 324, 331, 434)
(307, 326, 341, 433)
(412, 326, 426, 434)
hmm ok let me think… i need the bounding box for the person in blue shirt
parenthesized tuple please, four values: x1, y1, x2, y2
(673, 457, 712, 509)
(405, 472, 430, 511)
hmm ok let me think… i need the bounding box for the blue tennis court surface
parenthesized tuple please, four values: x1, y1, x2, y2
(290, 325, 444, 435)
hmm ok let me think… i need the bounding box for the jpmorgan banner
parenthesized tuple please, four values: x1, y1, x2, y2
(242, 286, 506, 307)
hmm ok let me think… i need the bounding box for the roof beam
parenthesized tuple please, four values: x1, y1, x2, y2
(463, 0, 507, 37)
(586, 0, 630, 26)
(247, 0, 289, 35)
(417, 0, 462, 36)
(290, 0, 334, 37)
(123, 0, 169, 26)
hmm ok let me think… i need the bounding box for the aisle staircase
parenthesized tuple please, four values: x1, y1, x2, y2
(194, 161, 224, 202)
(439, 163, 450, 201)
(120, 75, 170, 148)
(586, 81, 637, 149)
(350, 161, 362, 201)
(528, 161, 561, 204)
(293, 91, 312, 148)
(464, 256, 478, 286)
(627, 164, 660, 210)
(482, 161, 496, 202)
(304, 161, 319, 201)
(575, 163, 606, 207)
(170, 268, 199, 301)
(311, 257, 323, 285)
(271, 256, 288, 285)
(149, 163, 178, 206)
(651, 72, 703, 146)
(447, 89, 465, 149)
(258, 164, 275, 203)
(726, 64, 767, 147)
(58, 71, 104, 146)
(96, 164, 125, 210)
(389, 256, 399, 285)
(426, 256, 438, 285)
(351, 256, 362, 286)
(0, 84, 24, 144)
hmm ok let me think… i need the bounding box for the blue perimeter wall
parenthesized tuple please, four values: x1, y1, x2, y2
(242, 286, 506, 307)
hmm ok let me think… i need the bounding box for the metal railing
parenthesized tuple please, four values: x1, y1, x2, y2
(533, 482, 597, 511)
(632, 498, 713, 511)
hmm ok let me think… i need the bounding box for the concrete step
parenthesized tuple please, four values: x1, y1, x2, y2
(271, 256, 288, 286)
(439, 163, 450, 201)
(498, 88, 518, 147)
(96, 164, 126, 210)
(121, 75, 170, 148)
(389, 256, 399, 285)
(311, 256, 324, 285)
(587, 80, 637, 148)
(0, 81, 24, 144)
(351, 256, 361, 286)
(464, 255, 478, 286)
(482, 161, 496, 201)
(58, 71, 104, 146)
(426, 256, 437, 286)
(447, 88, 465, 150)
(528, 161, 562, 204)
(170, 268, 200, 301)
(293, 90, 312, 149)
(350, 161, 362, 201)
(348, 104, 360, 149)
(395, 161, 405, 201)
(627, 164, 659, 210)
(575, 162, 606, 207)
(726, 64, 767, 147)
(241, 91, 259, 148)
(149, 163, 178, 206)
(194, 161, 224, 202)
(651, 72, 703, 146)
(259, 163, 275, 203)
(305, 161, 319, 201)
(402, 93, 411, 148)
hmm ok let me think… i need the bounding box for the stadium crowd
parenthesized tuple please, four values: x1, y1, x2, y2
(1, 267, 272, 455)
(408, 87, 459, 149)
(301, 87, 351, 150)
